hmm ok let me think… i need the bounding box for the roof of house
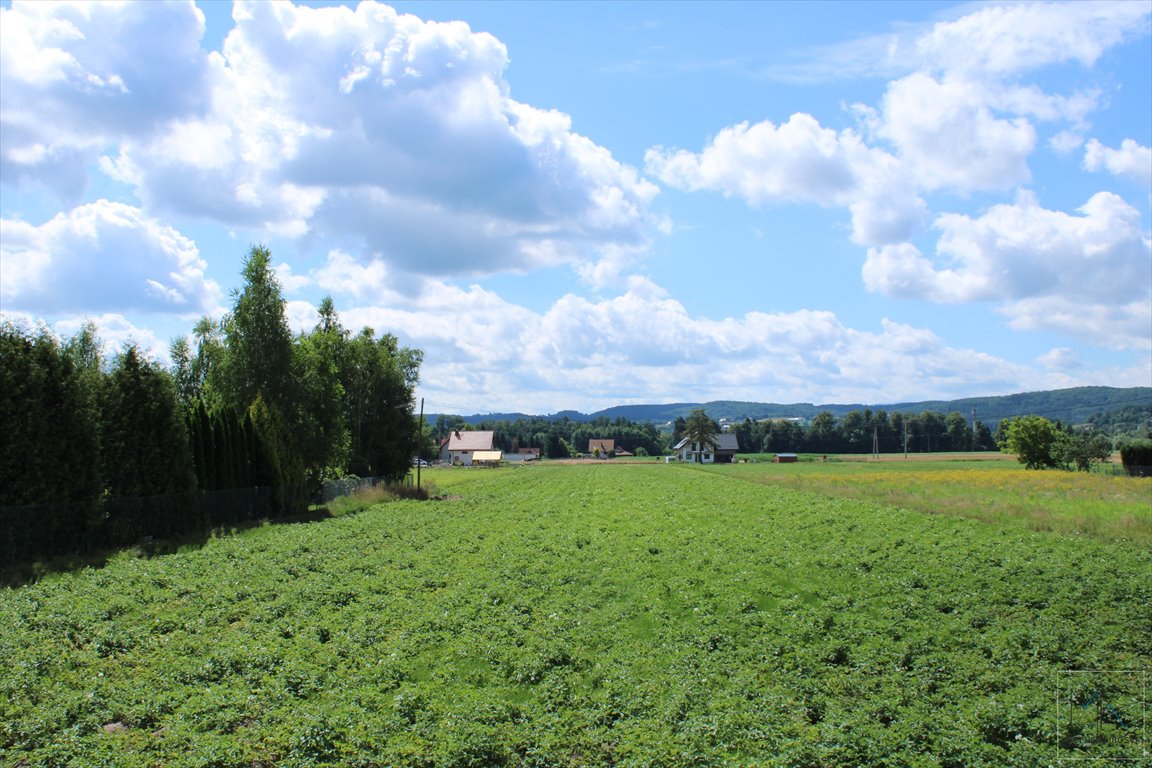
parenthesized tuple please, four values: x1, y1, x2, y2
(589, 438, 615, 452)
(715, 433, 740, 450)
(443, 430, 495, 452)
(673, 433, 740, 451)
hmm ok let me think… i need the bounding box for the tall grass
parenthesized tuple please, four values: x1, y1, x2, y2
(720, 459, 1152, 545)
(326, 480, 436, 517)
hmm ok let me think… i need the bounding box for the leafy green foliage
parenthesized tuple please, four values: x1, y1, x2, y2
(1119, 439, 1152, 476)
(1, 322, 102, 558)
(997, 417, 1113, 473)
(1060, 431, 1112, 472)
(248, 396, 307, 518)
(1086, 404, 1152, 439)
(341, 329, 421, 481)
(591, 387, 1151, 430)
(101, 346, 194, 500)
(3, 465, 1146, 765)
(99, 346, 199, 543)
(438, 414, 664, 459)
(2, 246, 423, 565)
(999, 416, 1067, 469)
(293, 297, 351, 491)
(219, 245, 296, 418)
(1, 323, 101, 507)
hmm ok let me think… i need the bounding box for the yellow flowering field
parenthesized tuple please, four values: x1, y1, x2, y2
(723, 458, 1152, 546)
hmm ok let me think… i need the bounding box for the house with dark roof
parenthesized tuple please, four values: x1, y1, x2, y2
(505, 447, 541, 462)
(440, 430, 497, 466)
(672, 432, 740, 463)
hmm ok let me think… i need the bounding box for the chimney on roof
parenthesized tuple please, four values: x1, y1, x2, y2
(454, 430, 461, 438)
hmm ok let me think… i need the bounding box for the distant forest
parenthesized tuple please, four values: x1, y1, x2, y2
(438, 386, 1151, 432)
(431, 387, 1151, 459)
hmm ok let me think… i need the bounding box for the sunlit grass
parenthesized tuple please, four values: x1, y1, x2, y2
(720, 458, 1152, 545)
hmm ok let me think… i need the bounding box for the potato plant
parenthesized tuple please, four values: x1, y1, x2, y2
(2, 464, 1148, 766)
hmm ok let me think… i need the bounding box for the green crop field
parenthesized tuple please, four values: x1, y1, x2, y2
(2, 463, 1149, 767)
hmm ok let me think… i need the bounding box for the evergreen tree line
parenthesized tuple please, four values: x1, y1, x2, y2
(1, 246, 422, 564)
(719, 409, 996, 455)
(421, 404, 1147, 464)
(430, 408, 999, 458)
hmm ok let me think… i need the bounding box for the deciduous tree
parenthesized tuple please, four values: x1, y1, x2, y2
(220, 245, 294, 417)
(999, 416, 1065, 469)
(341, 328, 422, 481)
(294, 297, 351, 491)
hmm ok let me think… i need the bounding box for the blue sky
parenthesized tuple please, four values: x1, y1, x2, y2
(2, 0, 1149, 414)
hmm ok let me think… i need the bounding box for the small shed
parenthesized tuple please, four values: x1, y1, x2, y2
(471, 450, 504, 467)
(774, 453, 798, 463)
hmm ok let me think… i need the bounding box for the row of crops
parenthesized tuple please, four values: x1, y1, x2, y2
(2, 463, 1148, 766)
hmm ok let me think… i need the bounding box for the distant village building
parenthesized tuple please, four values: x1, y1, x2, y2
(588, 439, 632, 458)
(440, 430, 497, 466)
(588, 438, 614, 456)
(774, 453, 798, 463)
(673, 433, 740, 463)
(505, 448, 541, 462)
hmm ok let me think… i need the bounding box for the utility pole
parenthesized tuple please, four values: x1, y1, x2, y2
(873, 425, 879, 460)
(903, 420, 908, 460)
(972, 407, 977, 451)
(417, 397, 424, 490)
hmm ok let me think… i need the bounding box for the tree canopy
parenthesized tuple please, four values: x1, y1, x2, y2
(1, 245, 424, 565)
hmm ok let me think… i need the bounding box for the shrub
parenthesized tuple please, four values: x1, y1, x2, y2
(1119, 439, 1152, 477)
(327, 481, 432, 517)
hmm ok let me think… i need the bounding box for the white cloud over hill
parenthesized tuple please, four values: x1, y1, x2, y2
(1, 0, 1147, 412)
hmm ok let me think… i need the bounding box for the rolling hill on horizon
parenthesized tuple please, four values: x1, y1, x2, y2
(435, 386, 1151, 429)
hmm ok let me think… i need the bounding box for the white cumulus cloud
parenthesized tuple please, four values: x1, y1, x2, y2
(0, 0, 215, 197)
(646, 1, 1147, 253)
(1083, 139, 1152, 187)
(645, 113, 926, 246)
(863, 191, 1152, 349)
(912, 1, 1150, 77)
(0, 200, 221, 315)
(319, 279, 1036, 412)
(876, 72, 1036, 193)
(93, 0, 656, 277)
